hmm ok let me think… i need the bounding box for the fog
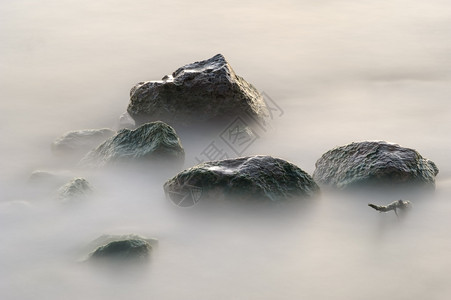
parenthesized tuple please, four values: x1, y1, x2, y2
(1, 0, 451, 299)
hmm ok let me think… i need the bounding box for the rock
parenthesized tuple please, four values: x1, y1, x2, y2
(88, 236, 152, 262)
(29, 170, 72, 189)
(368, 199, 411, 216)
(51, 128, 116, 156)
(164, 155, 319, 206)
(313, 141, 439, 189)
(57, 177, 93, 201)
(79, 121, 185, 168)
(88, 234, 158, 250)
(127, 54, 268, 129)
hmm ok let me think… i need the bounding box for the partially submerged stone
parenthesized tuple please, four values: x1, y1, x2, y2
(57, 177, 92, 201)
(164, 155, 319, 206)
(29, 170, 72, 190)
(79, 121, 184, 168)
(87, 235, 154, 263)
(51, 128, 115, 156)
(313, 141, 439, 189)
(90, 240, 151, 261)
(127, 54, 268, 128)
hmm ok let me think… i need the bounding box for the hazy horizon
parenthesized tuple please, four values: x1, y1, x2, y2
(1, 1, 451, 299)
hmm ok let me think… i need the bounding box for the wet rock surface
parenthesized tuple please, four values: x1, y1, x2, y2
(313, 141, 439, 189)
(51, 128, 115, 156)
(164, 155, 319, 206)
(79, 121, 184, 168)
(127, 54, 268, 129)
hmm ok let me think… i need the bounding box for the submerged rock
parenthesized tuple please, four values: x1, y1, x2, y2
(51, 128, 115, 156)
(79, 121, 185, 168)
(164, 155, 319, 206)
(29, 170, 72, 190)
(127, 54, 268, 128)
(57, 177, 93, 201)
(313, 141, 439, 189)
(87, 235, 154, 262)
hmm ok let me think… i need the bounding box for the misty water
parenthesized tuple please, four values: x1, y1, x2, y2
(1, 1, 451, 299)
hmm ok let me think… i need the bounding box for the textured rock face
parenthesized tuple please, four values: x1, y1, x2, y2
(313, 141, 439, 189)
(51, 128, 115, 156)
(57, 177, 93, 201)
(164, 155, 319, 206)
(127, 54, 268, 127)
(79, 121, 185, 168)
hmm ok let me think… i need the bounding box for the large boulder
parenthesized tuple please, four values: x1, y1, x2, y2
(127, 54, 268, 128)
(164, 155, 319, 207)
(51, 128, 115, 156)
(79, 121, 185, 168)
(313, 141, 439, 189)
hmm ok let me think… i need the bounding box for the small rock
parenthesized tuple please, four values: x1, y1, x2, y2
(29, 170, 72, 189)
(87, 235, 154, 262)
(127, 54, 268, 129)
(57, 177, 92, 201)
(79, 121, 185, 168)
(52, 128, 116, 157)
(313, 141, 439, 189)
(164, 155, 319, 206)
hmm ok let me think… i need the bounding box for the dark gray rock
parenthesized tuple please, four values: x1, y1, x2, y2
(88, 234, 158, 250)
(88, 238, 152, 262)
(164, 155, 319, 206)
(313, 141, 439, 189)
(51, 128, 115, 156)
(127, 54, 268, 128)
(57, 177, 93, 201)
(79, 121, 185, 168)
(82, 234, 156, 263)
